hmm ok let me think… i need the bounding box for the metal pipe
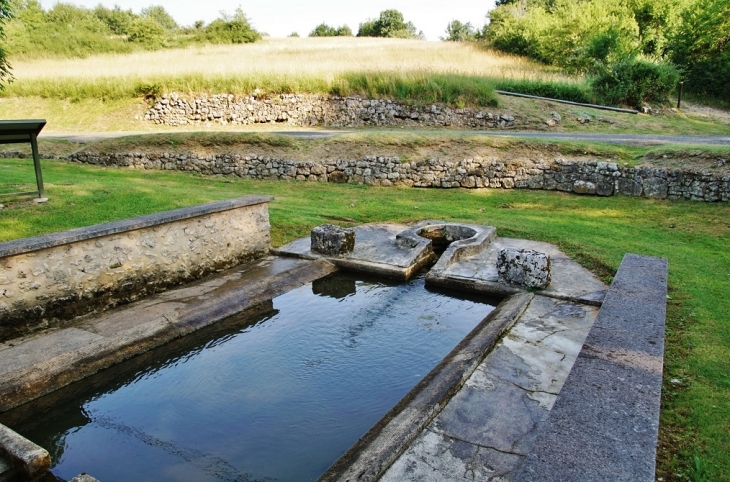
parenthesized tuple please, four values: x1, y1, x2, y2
(494, 90, 639, 114)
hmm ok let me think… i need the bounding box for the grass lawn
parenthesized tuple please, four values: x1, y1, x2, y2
(1, 158, 729, 481)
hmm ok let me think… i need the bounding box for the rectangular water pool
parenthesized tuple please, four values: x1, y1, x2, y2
(1, 272, 497, 482)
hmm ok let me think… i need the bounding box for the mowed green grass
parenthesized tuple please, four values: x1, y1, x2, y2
(1, 158, 729, 481)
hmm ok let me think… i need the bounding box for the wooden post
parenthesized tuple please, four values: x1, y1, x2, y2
(677, 81, 684, 110)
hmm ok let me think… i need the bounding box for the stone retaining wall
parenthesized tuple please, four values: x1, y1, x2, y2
(0, 196, 273, 341)
(145, 93, 516, 128)
(69, 152, 730, 202)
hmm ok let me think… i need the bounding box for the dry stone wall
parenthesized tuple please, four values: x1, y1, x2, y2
(145, 93, 516, 128)
(0, 196, 272, 341)
(69, 151, 730, 202)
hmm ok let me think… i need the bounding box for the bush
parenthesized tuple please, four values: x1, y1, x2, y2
(590, 59, 679, 107)
(309, 23, 352, 37)
(204, 9, 261, 44)
(357, 9, 423, 39)
(127, 17, 165, 44)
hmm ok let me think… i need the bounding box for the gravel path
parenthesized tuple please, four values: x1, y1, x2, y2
(41, 130, 730, 147)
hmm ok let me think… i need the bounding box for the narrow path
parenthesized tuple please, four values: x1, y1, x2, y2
(40, 130, 730, 147)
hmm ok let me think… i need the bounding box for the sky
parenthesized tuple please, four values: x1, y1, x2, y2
(36, 0, 497, 41)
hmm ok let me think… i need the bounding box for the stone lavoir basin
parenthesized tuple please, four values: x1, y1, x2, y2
(0, 208, 666, 482)
(0, 271, 498, 481)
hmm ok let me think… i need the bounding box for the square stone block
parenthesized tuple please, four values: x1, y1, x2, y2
(311, 224, 355, 256)
(497, 248, 551, 289)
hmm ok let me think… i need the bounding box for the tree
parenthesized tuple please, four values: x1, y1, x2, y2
(309, 22, 352, 37)
(443, 20, 476, 41)
(671, 0, 730, 98)
(0, 0, 11, 87)
(141, 5, 178, 31)
(309, 23, 336, 37)
(357, 9, 423, 39)
(205, 8, 261, 44)
(94, 5, 137, 35)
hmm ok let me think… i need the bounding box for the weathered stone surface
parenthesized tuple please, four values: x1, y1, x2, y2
(514, 254, 668, 482)
(496, 248, 551, 289)
(64, 151, 730, 203)
(0, 197, 273, 341)
(310, 224, 355, 256)
(144, 93, 516, 129)
(0, 423, 50, 479)
(70, 475, 100, 482)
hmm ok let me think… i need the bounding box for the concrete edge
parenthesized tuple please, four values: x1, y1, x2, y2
(513, 253, 668, 481)
(0, 195, 274, 258)
(318, 292, 534, 482)
(0, 423, 50, 480)
(0, 259, 337, 412)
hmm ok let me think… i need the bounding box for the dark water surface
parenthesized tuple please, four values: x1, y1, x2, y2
(1, 272, 496, 482)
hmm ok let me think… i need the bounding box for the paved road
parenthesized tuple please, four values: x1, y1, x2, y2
(41, 129, 730, 146)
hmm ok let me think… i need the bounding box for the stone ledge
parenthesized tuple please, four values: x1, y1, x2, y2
(514, 253, 667, 482)
(0, 195, 273, 258)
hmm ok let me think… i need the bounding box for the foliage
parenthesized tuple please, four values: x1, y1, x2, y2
(0, 0, 12, 87)
(93, 5, 136, 35)
(495, 79, 592, 103)
(126, 17, 165, 45)
(140, 5, 178, 31)
(590, 58, 680, 107)
(484, 0, 689, 72)
(309, 23, 352, 37)
(4, 2, 262, 59)
(357, 9, 423, 40)
(442, 20, 477, 42)
(671, 0, 730, 99)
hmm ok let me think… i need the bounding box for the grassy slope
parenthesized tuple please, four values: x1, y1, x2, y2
(2, 37, 728, 135)
(0, 158, 728, 481)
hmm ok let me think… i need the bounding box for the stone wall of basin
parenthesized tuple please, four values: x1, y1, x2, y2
(68, 152, 730, 202)
(0, 196, 273, 341)
(145, 94, 516, 128)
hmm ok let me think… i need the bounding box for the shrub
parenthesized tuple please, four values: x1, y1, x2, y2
(126, 17, 165, 45)
(357, 9, 423, 39)
(590, 59, 680, 107)
(309, 23, 352, 37)
(204, 9, 261, 44)
(442, 20, 477, 42)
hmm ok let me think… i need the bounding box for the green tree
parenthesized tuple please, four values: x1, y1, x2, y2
(671, 0, 730, 98)
(309, 23, 337, 37)
(94, 5, 137, 35)
(126, 16, 164, 44)
(357, 9, 423, 39)
(204, 8, 260, 44)
(141, 5, 177, 31)
(309, 22, 352, 37)
(443, 20, 476, 41)
(0, 0, 12, 87)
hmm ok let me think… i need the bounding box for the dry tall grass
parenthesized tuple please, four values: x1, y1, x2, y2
(11, 37, 570, 81)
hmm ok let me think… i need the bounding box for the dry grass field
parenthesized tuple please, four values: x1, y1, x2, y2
(9, 37, 573, 84)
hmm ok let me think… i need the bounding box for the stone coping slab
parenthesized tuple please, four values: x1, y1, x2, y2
(0, 195, 273, 258)
(428, 236, 608, 306)
(0, 256, 336, 411)
(514, 254, 668, 482)
(0, 423, 50, 481)
(380, 295, 599, 482)
(274, 223, 434, 280)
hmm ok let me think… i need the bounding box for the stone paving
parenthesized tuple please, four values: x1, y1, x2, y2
(381, 295, 599, 481)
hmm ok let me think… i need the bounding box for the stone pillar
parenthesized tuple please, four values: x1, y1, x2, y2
(496, 248, 551, 288)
